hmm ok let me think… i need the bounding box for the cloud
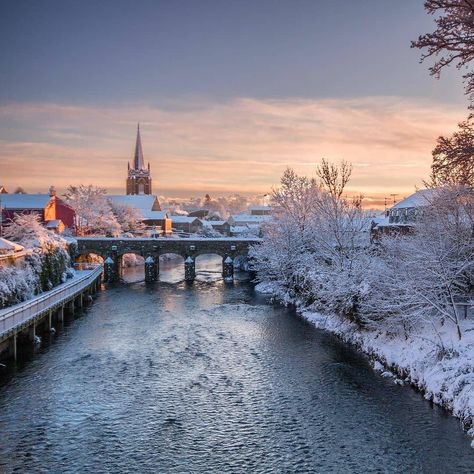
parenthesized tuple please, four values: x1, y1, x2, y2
(0, 97, 466, 201)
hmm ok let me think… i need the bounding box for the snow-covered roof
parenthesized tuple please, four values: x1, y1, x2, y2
(371, 214, 389, 226)
(46, 220, 63, 228)
(0, 237, 24, 252)
(0, 194, 52, 209)
(230, 225, 250, 233)
(141, 210, 168, 220)
(391, 189, 437, 210)
(230, 214, 273, 223)
(108, 194, 158, 211)
(170, 216, 201, 224)
(208, 220, 227, 226)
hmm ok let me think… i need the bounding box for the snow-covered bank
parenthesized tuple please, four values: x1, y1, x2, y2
(256, 281, 474, 444)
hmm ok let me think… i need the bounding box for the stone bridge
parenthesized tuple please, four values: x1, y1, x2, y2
(74, 237, 261, 282)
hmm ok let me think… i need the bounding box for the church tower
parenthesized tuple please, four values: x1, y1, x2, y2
(126, 124, 153, 195)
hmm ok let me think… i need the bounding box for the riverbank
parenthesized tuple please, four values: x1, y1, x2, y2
(256, 281, 474, 446)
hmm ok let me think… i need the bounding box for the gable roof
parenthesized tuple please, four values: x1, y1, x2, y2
(46, 219, 63, 228)
(170, 216, 201, 224)
(108, 194, 158, 211)
(141, 210, 168, 220)
(0, 194, 52, 209)
(391, 189, 438, 210)
(207, 220, 227, 226)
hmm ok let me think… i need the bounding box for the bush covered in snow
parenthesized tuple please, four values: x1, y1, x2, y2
(0, 213, 72, 308)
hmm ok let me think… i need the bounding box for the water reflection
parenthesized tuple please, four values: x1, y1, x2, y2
(122, 254, 249, 284)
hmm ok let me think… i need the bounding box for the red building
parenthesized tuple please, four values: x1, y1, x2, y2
(0, 188, 75, 232)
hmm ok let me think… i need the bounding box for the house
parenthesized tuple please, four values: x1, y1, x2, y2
(107, 194, 171, 234)
(0, 188, 75, 232)
(188, 209, 209, 219)
(229, 224, 261, 237)
(142, 211, 172, 235)
(387, 189, 437, 224)
(371, 189, 437, 241)
(206, 220, 231, 236)
(170, 216, 203, 234)
(248, 205, 272, 216)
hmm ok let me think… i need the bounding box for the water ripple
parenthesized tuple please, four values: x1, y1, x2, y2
(0, 260, 473, 472)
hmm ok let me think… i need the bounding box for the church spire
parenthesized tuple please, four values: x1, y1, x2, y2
(133, 123, 145, 170)
(126, 123, 153, 195)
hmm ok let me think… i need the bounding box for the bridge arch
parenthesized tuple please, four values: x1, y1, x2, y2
(193, 249, 227, 259)
(75, 252, 104, 270)
(157, 250, 187, 260)
(75, 250, 107, 262)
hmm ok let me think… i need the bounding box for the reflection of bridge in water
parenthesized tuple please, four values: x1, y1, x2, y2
(74, 237, 262, 282)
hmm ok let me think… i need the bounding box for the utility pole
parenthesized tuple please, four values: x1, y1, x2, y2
(390, 194, 398, 205)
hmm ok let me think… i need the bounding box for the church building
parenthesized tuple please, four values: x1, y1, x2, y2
(126, 124, 152, 195)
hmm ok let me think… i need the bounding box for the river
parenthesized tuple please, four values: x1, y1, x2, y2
(0, 256, 473, 473)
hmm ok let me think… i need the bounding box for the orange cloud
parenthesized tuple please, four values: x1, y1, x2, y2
(0, 97, 466, 201)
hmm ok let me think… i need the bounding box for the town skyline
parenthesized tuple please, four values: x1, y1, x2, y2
(0, 97, 467, 207)
(0, 1, 469, 206)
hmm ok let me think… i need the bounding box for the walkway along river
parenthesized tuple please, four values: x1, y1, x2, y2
(0, 256, 474, 472)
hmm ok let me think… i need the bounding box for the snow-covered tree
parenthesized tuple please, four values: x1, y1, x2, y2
(63, 185, 121, 236)
(0, 261, 39, 308)
(109, 201, 145, 234)
(252, 163, 369, 320)
(3, 213, 65, 251)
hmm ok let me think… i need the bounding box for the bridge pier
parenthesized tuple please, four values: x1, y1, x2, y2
(222, 256, 234, 282)
(8, 334, 17, 361)
(145, 255, 159, 282)
(104, 256, 120, 282)
(184, 256, 196, 282)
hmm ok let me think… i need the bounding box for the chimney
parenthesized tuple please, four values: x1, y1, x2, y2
(49, 185, 57, 197)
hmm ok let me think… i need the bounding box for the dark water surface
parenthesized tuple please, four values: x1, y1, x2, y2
(1, 257, 474, 473)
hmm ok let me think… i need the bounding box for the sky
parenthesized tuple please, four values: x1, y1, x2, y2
(0, 0, 470, 206)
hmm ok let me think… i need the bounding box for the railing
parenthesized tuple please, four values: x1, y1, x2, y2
(0, 265, 102, 338)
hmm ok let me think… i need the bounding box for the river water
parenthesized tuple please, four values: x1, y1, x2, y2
(1, 256, 474, 473)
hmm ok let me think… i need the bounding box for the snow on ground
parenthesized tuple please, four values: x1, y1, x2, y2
(255, 282, 474, 441)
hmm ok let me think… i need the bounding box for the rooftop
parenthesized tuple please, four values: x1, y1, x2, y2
(0, 194, 52, 209)
(391, 189, 438, 210)
(108, 194, 158, 211)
